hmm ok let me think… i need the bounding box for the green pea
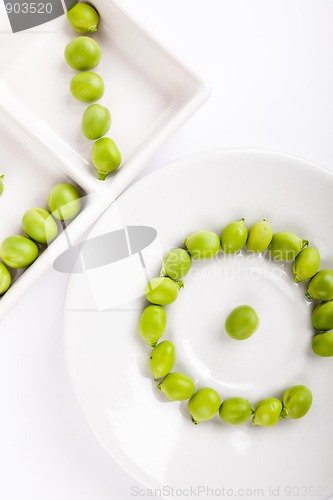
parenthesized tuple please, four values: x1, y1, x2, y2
(145, 277, 182, 306)
(246, 219, 273, 252)
(0, 235, 38, 269)
(70, 72, 104, 103)
(312, 331, 333, 357)
(221, 218, 248, 254)
(162, 248, 192, 280)
(48, 183, 81, 221)
(306, 270, 333, 301)
(219, 397, 253, 425)
(184, 230, 220, 259)
(225, 305, 259, 340)
(149, 340, 175, 380)
(64, 36, 101, 70)
(292, 247, 320, 283)
(0, 174, 4, 196)
(138, 305, 167, 347)
(81, 104, 111, 140)
(91, 137, 121, 180)
(22, 208, 58, 245)
(157, 372, 195, 401)
(252, 398, 282, 426)
(312, 301, 333, 331)
(67, 2, 99, 34)
(0, 262, 11, 295)
(188, 388, 221, 424)
(281, 385, 312, 419)
(269, 232, 308, 261)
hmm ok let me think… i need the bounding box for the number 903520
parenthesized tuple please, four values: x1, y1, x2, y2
(5, 3, 53, 14)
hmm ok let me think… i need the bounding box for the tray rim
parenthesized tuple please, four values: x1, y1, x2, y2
(0, 0, 211, 321)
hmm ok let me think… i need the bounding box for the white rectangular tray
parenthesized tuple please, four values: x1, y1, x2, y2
(0, 0, 210, 194)
(0, 0, 210, 319)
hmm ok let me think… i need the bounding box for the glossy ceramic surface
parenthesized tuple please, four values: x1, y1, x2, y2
(63, 151, 333, 498)
(0, 0, 209, 319)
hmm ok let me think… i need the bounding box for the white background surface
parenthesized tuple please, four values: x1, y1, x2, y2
(1, 1, 333, 499)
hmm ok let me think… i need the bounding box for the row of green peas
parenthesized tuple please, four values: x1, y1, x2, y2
(64, 3, 121, 180)
(138, 218, 333, 426)
(0, 183, 81, 296)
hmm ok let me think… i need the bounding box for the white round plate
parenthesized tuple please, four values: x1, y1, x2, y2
(63, 150, 333, 499)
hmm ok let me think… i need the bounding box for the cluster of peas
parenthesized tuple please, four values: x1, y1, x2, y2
(0, 183, 81, 296)
(138, 218, 333, 426)
(64, 2, 122, 180)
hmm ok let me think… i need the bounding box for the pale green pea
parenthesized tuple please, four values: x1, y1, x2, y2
(149, 340, 175, 380)
(67, 2, 99, 34)
(92, 137, 121, 180)
(312, 301, 333, 331)
(70, 72, 104, 103)
(22, 208, 58, 245)
(48, 183, 81, 221)
(0, 262, 11, 294)
(269, 232, 308, 261)
(64, 36, 101, 70)
(184, 231, 220, 259)
(157, 372, 195, 401)
(306, 270, 333, 301)
(292, 247, 320, 283)
(145, 277, 182, 306)
(252, 398, 282, 426)
(0, 174, 4, 196)
(225, 305, 259, 340)
(138, 305, 166, 347)
(281, 385, 312, 419)
(188, 388, 221, 424)
(82, 104, 111, 140)
(246, 219, 273, 252)
(221, 218, 248, 254)
(0, 235, 38, 269)
(162, 248, 192, 280)
(312, 331, 333, 357)
(219, 397, 253, 425)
